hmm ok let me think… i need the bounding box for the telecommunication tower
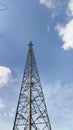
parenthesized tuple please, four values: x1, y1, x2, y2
(13, 41, 52, 130)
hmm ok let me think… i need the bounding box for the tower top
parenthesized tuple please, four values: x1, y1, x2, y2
(29, 41, 33, 46)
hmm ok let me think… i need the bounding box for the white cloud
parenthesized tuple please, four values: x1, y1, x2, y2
(3, 107, 15, 118)
(67, 0, 73, 16)
(43, 80, 73, 129)
(39, 0, 61, 19)
(56, 19, 73, 50)
(0, 66, 11, 87)
(55, 0, 73, 51)
(39, 0, 67, 17)
(38, 0, 73, 51)
(39, 0, 55, 9)
(0, 99, 4, 108)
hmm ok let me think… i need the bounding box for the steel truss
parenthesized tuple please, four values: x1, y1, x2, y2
(13, 41, 52, 130)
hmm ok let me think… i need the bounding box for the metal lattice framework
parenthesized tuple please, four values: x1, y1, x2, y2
(13, 42, 52, 130)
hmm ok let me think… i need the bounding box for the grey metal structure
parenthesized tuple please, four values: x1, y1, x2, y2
(13, 41, 52, 130)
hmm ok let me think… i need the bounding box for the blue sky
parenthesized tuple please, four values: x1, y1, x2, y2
(0, 0, 73, 130)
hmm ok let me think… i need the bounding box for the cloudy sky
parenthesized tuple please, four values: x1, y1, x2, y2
(0, 0, 73, 130)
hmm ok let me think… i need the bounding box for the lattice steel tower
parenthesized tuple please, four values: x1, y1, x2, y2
(13, 41, 52, 130)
